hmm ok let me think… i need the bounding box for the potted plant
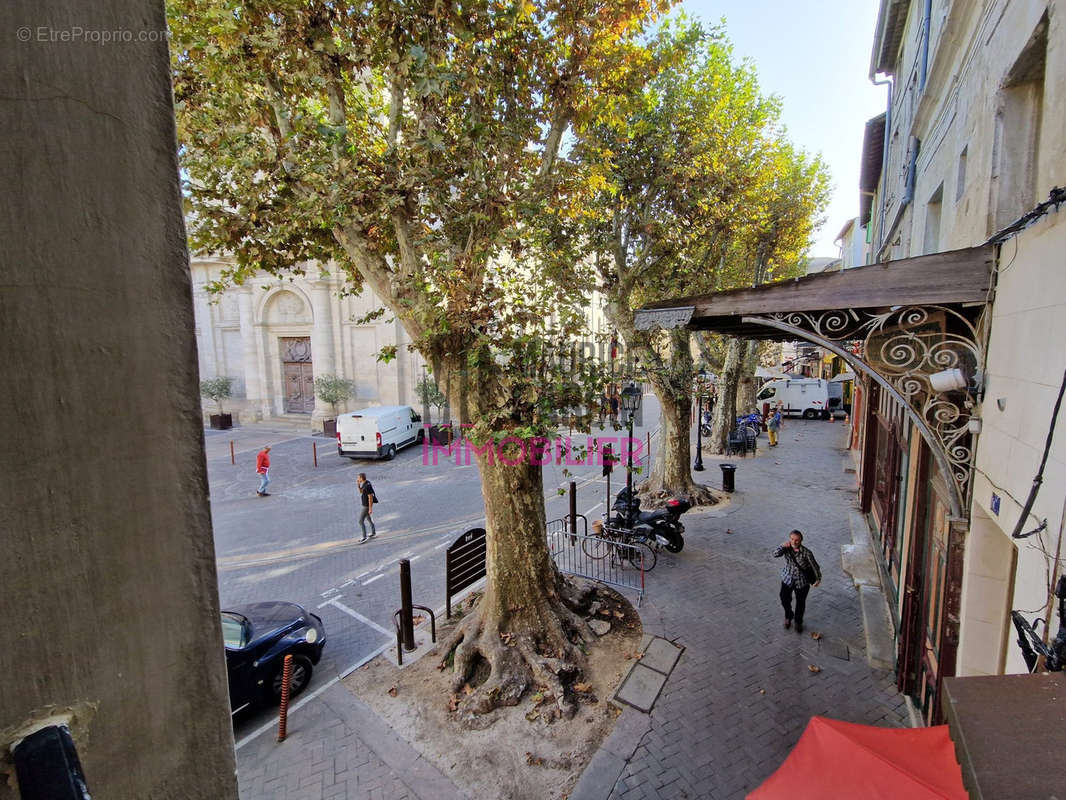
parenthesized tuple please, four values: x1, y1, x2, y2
(200, 376, 235, 429)
(415, 374, 448, 441)
(313, 374, 353, 437)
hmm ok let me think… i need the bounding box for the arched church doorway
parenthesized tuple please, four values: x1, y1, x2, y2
(280, 336, 314, 413)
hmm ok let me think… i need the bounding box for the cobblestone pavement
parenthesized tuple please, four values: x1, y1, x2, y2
(235, 417, 907, 799)
(236, 682, 464, 800)
(574, 419, 909, 800)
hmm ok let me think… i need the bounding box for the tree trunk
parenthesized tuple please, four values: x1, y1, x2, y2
(641, 372, 717, 506)
(438, 435, 597, 722)
(736, 339, 760, 414)
(708, 337, 742, 455)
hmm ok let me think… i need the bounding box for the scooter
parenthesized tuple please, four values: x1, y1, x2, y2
(610, 487, 691, 553)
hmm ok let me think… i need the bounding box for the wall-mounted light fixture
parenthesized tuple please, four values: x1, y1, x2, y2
(929, 368, 968, 392)
(996, 397, 1008, 411)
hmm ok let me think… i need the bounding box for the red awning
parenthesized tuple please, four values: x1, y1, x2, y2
(748, 717, 967, 799)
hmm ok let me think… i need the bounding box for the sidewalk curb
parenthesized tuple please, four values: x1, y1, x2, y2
(843, 510, 897, 671)
(319, 683, 468, 800)
(569, 710, 651, 800)
(570, 610, 672, 799)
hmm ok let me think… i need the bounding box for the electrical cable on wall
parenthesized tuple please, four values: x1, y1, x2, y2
(985, 186, 1066, 246)
(1011, 368, 1066, 539)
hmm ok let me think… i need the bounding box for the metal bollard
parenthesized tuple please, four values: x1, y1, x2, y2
(399, 559, 416, 651)
(277, 653, 293, 742)
(313, 441, 318, 467)
(569, 481, 577, 534)
(230, 440, 235, 465)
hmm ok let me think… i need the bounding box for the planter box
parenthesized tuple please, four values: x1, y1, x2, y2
(322, 418, 337, 437)
(209, 413, 232, 430)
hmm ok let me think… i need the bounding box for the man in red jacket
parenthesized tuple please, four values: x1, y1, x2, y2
(256, 445, 271, 497)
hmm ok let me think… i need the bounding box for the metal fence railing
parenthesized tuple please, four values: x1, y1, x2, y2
(546, 518, 645, 606)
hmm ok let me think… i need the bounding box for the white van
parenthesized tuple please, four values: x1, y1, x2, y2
(336, 405, 423, 459)
(757, 378, 830, 419)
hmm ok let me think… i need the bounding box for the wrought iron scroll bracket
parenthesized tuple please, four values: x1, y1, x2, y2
(741, 307, 986, 519)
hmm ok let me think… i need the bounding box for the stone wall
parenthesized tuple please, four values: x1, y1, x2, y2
(0, 2, 238, 797)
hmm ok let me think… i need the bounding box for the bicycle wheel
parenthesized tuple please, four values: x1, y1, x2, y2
(744, 421, 761, 438)
(626, 541, 657, 571)
(582, 534, 611, 560)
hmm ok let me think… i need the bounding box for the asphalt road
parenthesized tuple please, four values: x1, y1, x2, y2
(207, 396, 663, 741)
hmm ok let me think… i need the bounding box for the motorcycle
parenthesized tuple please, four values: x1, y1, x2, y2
(700, 411, 763, 438)
(609, 487, 691, 553)
(736, 411, 763, 437)
(699, 410, 713, 438)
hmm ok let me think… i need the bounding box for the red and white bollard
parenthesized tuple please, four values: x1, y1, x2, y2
(276, 654, 293, 742)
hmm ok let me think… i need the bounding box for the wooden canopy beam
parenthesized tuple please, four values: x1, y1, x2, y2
(637, 246, 994, 333)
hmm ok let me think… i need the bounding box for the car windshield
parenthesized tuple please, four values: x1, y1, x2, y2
(757, 388, 774, 400)
(221, 612, 250, 649)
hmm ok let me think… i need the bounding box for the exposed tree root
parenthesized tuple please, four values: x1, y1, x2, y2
(637, 477, 719, 508)
(438, 577, 599, 722)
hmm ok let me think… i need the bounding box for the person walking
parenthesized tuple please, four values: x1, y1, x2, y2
(255, 445, 271, 497)
(773, 530, 821, 633)
(767, 407, 782, 447)
(356, 472, 377, 543)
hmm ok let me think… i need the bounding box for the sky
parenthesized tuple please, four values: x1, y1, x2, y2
(679, 0, 888, 258)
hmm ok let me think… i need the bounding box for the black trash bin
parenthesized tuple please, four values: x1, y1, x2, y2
(720, 463, 737, 493)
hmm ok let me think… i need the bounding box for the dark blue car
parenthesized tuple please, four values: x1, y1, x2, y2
(221, 601, 326, 714)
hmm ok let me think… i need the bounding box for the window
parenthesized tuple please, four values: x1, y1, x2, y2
(989, 13, 1048, 233)
(221, 613, 249, 649)
(924, 184, 943, 254)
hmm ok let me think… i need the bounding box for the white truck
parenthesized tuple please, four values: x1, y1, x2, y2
(756, 377, 830, 419)
(336, 405, 423, 460)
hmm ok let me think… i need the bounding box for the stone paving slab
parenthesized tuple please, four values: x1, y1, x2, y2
(821, 639, 850, 661)
(640, 638, 684, 675)
(615, 663, 670, 713)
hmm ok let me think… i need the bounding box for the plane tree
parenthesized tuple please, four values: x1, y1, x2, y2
(706, 143, 830, 454)
(563, 23, 786, 502)
(170, 0, 672, 718)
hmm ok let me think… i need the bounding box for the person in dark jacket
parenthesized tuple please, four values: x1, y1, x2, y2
(356, 472, 377, 543)
(773, 529, 822, 633)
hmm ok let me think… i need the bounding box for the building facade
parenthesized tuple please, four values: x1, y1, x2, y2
(192, 257, 617, 427)
(855, 0, 1066, 721)
(192, 257, 428, 427)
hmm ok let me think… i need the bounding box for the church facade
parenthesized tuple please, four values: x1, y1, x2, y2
(191, 256, 427, 428)
(192, 256, 616, 428)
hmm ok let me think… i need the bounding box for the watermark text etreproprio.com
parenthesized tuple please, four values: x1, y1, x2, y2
(16, 26, 170, 44)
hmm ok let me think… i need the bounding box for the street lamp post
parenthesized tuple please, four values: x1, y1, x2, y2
(694, 369, 706, 472)
(620, 383, 642, 528)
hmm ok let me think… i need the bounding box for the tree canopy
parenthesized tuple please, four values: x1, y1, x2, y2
(170, 0, 682, 719)
(552, 21, 830, 496)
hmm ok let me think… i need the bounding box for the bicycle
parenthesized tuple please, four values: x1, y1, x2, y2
(583, 519, 658, 571)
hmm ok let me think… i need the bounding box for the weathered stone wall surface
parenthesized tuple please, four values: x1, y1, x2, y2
(0, 2, 237, 797)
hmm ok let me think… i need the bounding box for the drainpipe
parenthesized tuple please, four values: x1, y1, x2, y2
(871, 75, 893, 259)
(919, 0, 932, 92)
